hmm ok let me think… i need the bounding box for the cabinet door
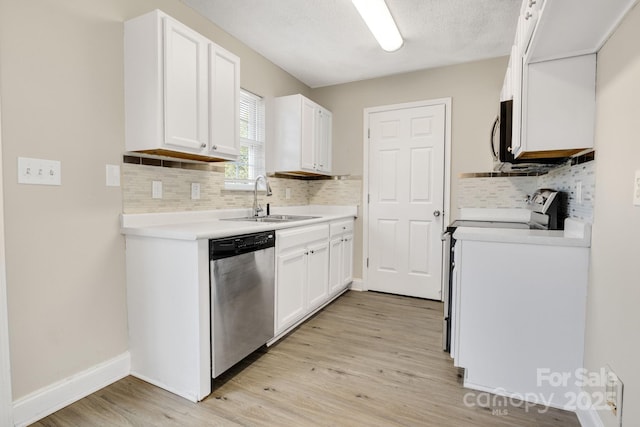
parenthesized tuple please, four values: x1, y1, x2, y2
(300, 98, 317, 171)
(276, 249, 307, 333)
(328, 237, 343, 296)
(163, 17, 208, 151)
(209, 44, 240, 159)
(306, 241, 329, 311)
(341, 233, 354, 286)
(522, 54, 596, 154)
(316, 108, 332, 173)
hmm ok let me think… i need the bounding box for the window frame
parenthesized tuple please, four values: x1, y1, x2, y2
(224, 89, 266, 191)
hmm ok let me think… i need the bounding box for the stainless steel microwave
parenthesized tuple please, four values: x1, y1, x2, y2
(491, 100, 564, 167)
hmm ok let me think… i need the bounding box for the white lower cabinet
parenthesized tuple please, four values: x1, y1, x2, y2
(329, 219, 354, 296)
(273, 219, 354, 341)
(275, 224, 329, 335)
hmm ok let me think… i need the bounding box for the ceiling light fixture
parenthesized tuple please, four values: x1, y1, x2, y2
(352, 0, 403, 52)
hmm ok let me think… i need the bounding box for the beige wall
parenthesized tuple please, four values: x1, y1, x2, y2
(310, 58, 507, 278)
(586, 3, 640, 426)
(311, 57, 505, 189)
(0, 0, 309, 399)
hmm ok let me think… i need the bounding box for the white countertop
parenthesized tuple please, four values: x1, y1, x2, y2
(121, 205, 358, 241)
(453, 218, 592, 248)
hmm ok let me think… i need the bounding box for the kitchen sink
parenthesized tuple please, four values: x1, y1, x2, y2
(221, 214, 320, 223)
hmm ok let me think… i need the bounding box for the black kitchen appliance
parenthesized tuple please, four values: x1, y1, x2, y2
(491, 100, 565, 168)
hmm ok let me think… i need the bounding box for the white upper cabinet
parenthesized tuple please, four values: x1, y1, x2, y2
(501, 0, 632, 159)
(516, 54, 595, 159)
(527, 0, 636, 63)
(271, 94, 332, 175)
(125, 10, 240, 162)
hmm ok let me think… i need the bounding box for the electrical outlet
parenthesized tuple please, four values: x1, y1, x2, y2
(605, 366, 623, 425)
(191, 183, 201, 200)
(152, 180, 162, 199)
(633, 170, 640, 206)
(576, 181, 583, 205)
(18, 157, 61, 186)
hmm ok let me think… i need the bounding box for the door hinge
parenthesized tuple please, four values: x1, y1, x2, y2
(366, 257, 369, 268)
(367, 128, 370, 139)
(367, 194, 370, 204)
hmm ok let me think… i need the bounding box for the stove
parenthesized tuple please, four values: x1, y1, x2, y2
(440, 189, 566, 352)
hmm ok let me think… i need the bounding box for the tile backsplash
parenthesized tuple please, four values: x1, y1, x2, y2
(458, 160, 596, 223)
(122, 162, 362, 214)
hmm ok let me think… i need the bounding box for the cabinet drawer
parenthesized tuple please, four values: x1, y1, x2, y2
(330, 220, 354, 237)
(277, 224, 329, 251)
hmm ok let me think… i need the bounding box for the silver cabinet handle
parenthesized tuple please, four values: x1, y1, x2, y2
(528, 0, 536, 7)
(211, 145, 218, 150)
(433, 210, 441, 217)
(200, 143, 206, 149)
(525, 11, 533, 20)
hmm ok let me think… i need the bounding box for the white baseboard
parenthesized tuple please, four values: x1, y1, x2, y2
(12, 352, 130, 427)
(577, 406, 605, 427)
(349, 278, 364, 291)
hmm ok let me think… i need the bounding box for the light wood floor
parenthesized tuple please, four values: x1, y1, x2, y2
(33, 291, 580, 426)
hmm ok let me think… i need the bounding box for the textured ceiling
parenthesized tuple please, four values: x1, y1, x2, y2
(183, 0, 521, 88)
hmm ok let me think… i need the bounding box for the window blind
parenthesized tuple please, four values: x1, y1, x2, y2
(225, 89, 265, 185)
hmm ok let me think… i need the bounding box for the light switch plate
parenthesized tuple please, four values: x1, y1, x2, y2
(576, 181, 583, 205)
(106, 164, 120, 187)
(634, 170, 640, 206)
(191, 183, 200, 200)
(152, 180, 162, 199)
(18, 157, 61, 186)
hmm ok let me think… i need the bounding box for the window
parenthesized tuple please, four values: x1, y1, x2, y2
(224, 89, 266, 190)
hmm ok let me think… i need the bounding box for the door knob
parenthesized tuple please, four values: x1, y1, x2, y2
(433, 210, 441, 217)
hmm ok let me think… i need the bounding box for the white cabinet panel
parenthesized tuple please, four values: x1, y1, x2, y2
(300, 98, 316, 171)
(341, 233, 354, 286)
(329, 219, 354, 296)
(328, 237, 343, 295)
(276, 249, 307, 332)
(307, 241, 329, 311)
(209, 45, 240, 158)
(518, 54, 596, 157)
(163, 17, 209, 151)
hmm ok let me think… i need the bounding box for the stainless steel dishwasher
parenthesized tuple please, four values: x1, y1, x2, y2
(209, 230, 275, 377)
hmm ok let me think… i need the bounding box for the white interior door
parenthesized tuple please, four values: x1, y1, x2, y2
(367, 103, 446, 299)
(0, 95, 14, 425)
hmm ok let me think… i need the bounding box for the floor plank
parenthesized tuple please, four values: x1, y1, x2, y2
(32, 291, 580, 426)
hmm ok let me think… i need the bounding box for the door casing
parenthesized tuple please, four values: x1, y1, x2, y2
(362, 98, 452, 299)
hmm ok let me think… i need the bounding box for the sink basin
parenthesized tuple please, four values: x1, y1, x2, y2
(221, 214, 319, 223)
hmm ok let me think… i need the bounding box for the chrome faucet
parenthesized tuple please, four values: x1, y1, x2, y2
(253, 175, 273, 217)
